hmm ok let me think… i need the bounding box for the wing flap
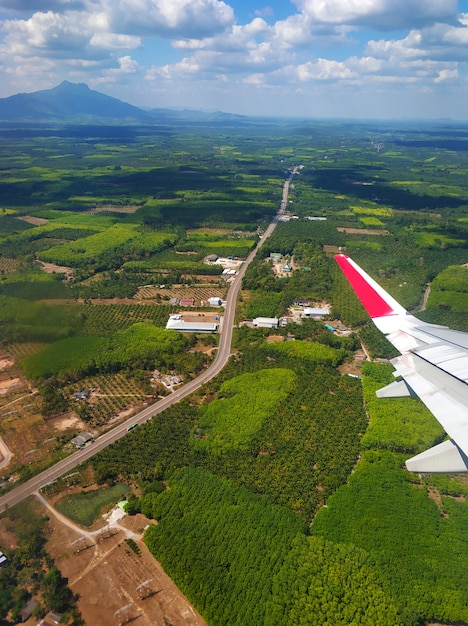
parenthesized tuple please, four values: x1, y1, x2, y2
(406, 440, 468, 473)
(335, 254, 468, 474)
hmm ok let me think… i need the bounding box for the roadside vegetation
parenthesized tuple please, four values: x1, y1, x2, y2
(0, 501, 83, 624)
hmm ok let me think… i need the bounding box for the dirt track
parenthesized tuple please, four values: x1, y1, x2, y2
(42, 499, 207, 626)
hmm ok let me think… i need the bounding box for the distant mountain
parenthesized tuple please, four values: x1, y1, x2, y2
(0, 81, 151, 122)
(147, 107, 249, 124)
(0, 81, 259, 125)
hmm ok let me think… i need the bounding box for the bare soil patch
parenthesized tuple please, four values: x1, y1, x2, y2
(43, 502, 207, 626)
(266, 335, 284, 343)
(179, 311, 220, 324)
(87, 205, 140, 214)
(0, 378, 23, 394)
(37, 260, 74, 276)
(338, 359, 364, 377)
(136, 285, 227, 304)
(337, 227, 389, 235)
(49, 411, 87, 432)
(16, 215, 49, 225)
(0, 358, 14, 371)
(323, 245, 345, 254)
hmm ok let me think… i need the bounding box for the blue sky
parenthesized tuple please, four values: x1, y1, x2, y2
(1, 0, 468, 119)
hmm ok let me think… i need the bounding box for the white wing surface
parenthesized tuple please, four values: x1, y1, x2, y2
(335, 254, 468, 473)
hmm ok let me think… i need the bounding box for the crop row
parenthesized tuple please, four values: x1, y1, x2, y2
(67, 373, 149, 426)
(77, 303, 175, 334)
(135, 286, 226, 303)
(0, 258, 21, 273)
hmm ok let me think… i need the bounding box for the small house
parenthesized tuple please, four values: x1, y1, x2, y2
(208, 297, 222, 307)
(70, 432, 94, 449)
(180, 298, 195, 307)
(19, 598, 39, 623)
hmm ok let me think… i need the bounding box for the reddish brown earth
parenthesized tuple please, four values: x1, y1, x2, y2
(44, 504, 207, 626)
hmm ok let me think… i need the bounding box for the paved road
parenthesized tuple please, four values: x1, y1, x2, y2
(0, 169, 298, 513)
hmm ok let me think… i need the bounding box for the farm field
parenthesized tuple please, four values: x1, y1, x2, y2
(39, 499, 207, 626)
(0, 120, 468, 626)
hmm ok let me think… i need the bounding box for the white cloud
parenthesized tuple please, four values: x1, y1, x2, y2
(367, 21, 468, 64)
(1, 10, 109, 59)
(117, 54, 138, 72)
(254, 7, 274, 18)
(243, 73, 264, 85)
(89, 54, 139, 85)
(0, 0, 467, 117)
(90, 32, 141, 49)
(292, 0, 458, 31)
(106, 0, 234, 38)
(272, 12, 351, 49)
(291, 58, 356, 82)
(173, 18, 269, 52)
(434, 68, 459, 82)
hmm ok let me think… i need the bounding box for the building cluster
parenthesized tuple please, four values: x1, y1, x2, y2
(151, 369, 182, 389)
(204, 254, 243, 281)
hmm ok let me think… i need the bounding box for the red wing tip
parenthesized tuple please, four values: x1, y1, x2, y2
(334, 253, 397, 318)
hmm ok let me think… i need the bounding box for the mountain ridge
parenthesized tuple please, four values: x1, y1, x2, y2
(0, 81, 249, 124)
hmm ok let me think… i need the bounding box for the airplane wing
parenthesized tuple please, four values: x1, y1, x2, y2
(335, 253, 468, 473)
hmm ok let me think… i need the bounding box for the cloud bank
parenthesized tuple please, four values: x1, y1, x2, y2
(0, 0, 467, 118)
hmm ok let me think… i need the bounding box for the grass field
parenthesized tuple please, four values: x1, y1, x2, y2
(56, 483, 130, 526)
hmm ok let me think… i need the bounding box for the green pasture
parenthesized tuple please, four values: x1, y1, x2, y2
(428, 183, 466, 197)
(56, 483, 129, 526)
(261, 340, 345, 367)
(246, 291, 282, 318)
(412, 230, 465, 249)
(359, 217, 385, 227)
(192, 368, 297, 454)
(186, 238, 256, 249)
(0, 295, 80, 343)
(21, 212, 116, 233)
(21, 335, 107, 379)
(427, 290, 468, 312)
(430, 265, 468, 293)
(37, 223, 140, 266)
(351, 205, 393, 217)
(20, 322, 187, 379)
(391, 180, 425, 186)
(346, 241, 383, 252)
(0, 272, 70, 300)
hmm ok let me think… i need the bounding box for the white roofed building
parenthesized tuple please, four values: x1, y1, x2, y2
(253, 317, 279, 329)
(166, 314, 218, 333)
(302, 306, 330, 319)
